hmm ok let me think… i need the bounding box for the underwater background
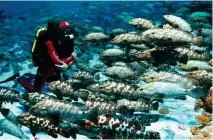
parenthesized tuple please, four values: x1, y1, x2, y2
(0, 1, 212, 140)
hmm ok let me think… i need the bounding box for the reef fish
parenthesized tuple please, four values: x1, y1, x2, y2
(0, 119, 29, 139)
(189, 44, 208, 53)
(141, 71, 198, 88)
(117, 99, 159, 112)
(187, 70, 212, 86)
(136, 82, 201, 99)
(71, 71, 93, 81)
(84, 32, 108, 41)
(116, 112, 160, 126)
(86, 100, 131, 115)
(175, 47, 210, 61)
(0, 108, 19, 126)
(22, 92, 57, 106)
(163, 15, 192, 32)
(111, 33, 143, 44)
(17, 113, 75, 138)
(30, 99, 97, 122)
(129, 18, 155, 30)
(90, 114, 146, 139)
(47, 81, 74, 99)
(0, 87, 22, 103)
(105, 65, 138, 79)
(177, 60, 212, 72)
(208, 59, 213, 67)
(141, 28, 203, 46)
(87, 81, 139, 100)
(101, 48, 125, 57)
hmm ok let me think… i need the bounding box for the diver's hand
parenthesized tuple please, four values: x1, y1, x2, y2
(55, 62, 68, 72)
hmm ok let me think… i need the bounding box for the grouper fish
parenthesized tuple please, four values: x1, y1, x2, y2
(0, 87, 22, 103)
(29, 99, 98, 122)
(17, 113, 77, 138)
(0, 108, 19, 126)
(0, 119, 29, 139)
(136, 81, 201, 100)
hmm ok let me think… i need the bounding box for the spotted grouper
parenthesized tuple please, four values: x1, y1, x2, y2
(136, 81, 201, 100)
(141, 28, 203, 46)
(29, 99, 98, 122)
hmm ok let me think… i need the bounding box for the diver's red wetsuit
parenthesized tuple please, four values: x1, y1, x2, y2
(17, 21, 75, 92)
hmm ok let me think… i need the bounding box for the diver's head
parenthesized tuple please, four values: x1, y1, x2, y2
(47, 20, 74, 41)
(59, 21, 74, 40)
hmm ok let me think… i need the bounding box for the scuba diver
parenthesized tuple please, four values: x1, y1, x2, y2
(15, 20, 75, 92)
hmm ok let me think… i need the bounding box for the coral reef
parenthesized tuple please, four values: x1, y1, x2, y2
(196, 113, 212, 126)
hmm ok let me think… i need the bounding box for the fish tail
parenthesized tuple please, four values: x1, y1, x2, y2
(22, 134, 30, 139)
(118, 105, 134, 114)
(152, 101, 159, 110)
(192, 36, 203, 47)
(0, 108, 10, 117)
(87, 107, 99, 123)
(150, 114, 160, 123)
(59, 128, 77, 139)
(189, 87, 202, 99)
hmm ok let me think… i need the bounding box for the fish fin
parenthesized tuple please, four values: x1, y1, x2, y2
(178, 54, 188, 64)
(49, 132, 58, 138)
(174, 96, 187, 100)
(87, 107, 99, 123)
(0, 128, 5, 136)
(0, 108, 10, 117)
(131, 84, 139, 89)
(142, 96, 152, 102)
(152, 101, 159, 110)
(152, 98, 164, 103)
(117, 99, 128, 106)
(173, 24, 179, 28)
(71, 101, 85, 107)
(192, 36, 203, 47)
(189, 78, 200, 87)
(189, 87, 202, 99)
(30, 128, 36, 137)
(22, 134, 30, 140)
(55, 92, 63, 100)
(105, 114, 111, 118)
(68, 128, 78, 139)
(143, 110, 150, 113)
(22, 93, 29, 101)
(189, 67, 198, 71)
(64, 98, 72, 102)
(77, 98, 85, 104)
(47, 113, 61, 126)
(118, 105, 133, 114)
(18, 99, 31, 110)
(155, 93, 165, 99)
(151, 114, 160, 123)
(109, 33, 116, 40)
(72, 119, 87, 127)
